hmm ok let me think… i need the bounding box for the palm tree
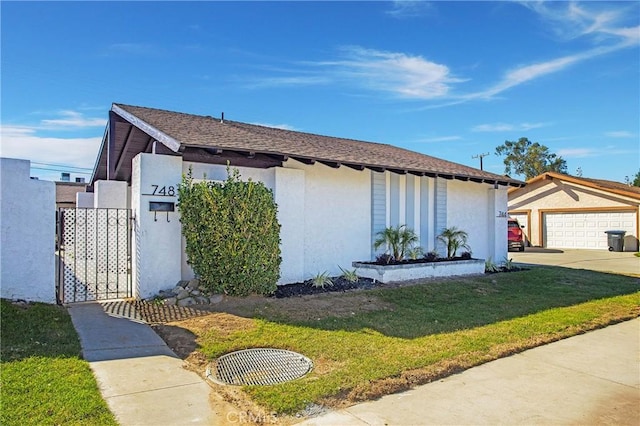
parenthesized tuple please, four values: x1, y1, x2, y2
(374, 225, 419, 262)
(437, 227, 471, 258)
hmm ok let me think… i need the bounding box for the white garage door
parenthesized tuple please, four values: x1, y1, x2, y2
(544, 211, 637, 250)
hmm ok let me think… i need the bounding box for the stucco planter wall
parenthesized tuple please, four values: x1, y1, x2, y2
(352, 258, 485, 283)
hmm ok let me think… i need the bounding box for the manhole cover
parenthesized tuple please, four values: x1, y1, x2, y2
(206, 348, 313, 386)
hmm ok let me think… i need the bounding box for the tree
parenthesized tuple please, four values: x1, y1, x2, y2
(495, 137, 567, 180)
(632, 170, 640, 187)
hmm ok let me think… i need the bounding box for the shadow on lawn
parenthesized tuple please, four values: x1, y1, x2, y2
(152, 266, 640, 341)
(243, 267, 636, 338)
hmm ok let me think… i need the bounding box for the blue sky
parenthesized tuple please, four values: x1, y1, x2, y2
(1, 1, 638, 183)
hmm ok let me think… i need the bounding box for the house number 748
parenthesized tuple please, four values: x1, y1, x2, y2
(150, 185, 175, 196)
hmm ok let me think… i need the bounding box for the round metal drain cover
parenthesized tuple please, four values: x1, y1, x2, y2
(207, 348, 313, 386)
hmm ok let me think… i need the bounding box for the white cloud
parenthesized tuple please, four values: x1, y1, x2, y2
(41, 110, 107, 128)
(0, 125, 101, 172)
(242, 76, 330, 89)
(386, 1, 434, 18)
(557, 147, 597, 158)
(331, 46, 465, 99)
(251, 122, 298, 131)
(472, 122, 549, 132)
(524, 1, 639, 45)
(604, 130, 634, 138)
(460, 2, 640, 101)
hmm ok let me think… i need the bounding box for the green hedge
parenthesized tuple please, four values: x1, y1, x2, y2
(178, 167, 281, 296)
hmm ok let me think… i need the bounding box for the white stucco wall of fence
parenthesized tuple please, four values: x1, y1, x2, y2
(0, 158, 56, 303)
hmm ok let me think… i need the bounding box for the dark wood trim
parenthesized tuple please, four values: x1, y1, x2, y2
(107, 111, 117, 180)
(344, 163, 365, 171)
(114, 124, 134, 179)
(318, 160, 341, 168)
(181, 148, 283, 169)
(292, 157, 316, 165)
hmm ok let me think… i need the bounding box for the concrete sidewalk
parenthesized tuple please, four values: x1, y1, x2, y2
(69, 302, 639, 426)
(67, 302, 217, 426)
(300, 318, 640, 425)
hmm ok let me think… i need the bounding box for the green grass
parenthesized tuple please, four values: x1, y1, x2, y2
(1, 299, 117, 426)
(195, 267, 639, 413)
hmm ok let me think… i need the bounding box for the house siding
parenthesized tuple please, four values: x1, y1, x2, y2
(371, 171, 386, 258)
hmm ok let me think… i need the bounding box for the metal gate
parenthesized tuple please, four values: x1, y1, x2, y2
(57, 208, 132, 303)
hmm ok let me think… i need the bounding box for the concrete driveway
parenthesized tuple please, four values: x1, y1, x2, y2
(508, 248, 639, 276)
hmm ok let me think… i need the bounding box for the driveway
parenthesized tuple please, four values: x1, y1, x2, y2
(509, 248, 639, 276)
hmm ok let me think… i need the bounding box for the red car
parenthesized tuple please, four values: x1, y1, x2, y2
(508, 218, 525, 251)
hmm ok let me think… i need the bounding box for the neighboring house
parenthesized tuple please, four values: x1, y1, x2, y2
(508, 172, 640, 251)
(86, 103, 524, 296)
(55, 181, 88, 209)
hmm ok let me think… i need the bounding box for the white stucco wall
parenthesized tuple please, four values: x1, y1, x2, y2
(447, 180, 508, 262)
(76, 191, 94, 208)
(132, 153, 183, 298)
(287, 161, 371, 279)
(94, 180, 128, 208)
(0, 158, 56, 303)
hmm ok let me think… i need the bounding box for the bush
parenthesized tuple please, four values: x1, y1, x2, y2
(373, 225, 419, 261)
(436, 227, 471, 258)
(178, 166, 281, 296)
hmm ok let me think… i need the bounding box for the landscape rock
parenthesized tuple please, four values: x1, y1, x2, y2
(176, 290, 190, 300)
(187, 279, 200, 290)
(163, 297, 177, 306)
(177, 297, 196, 307)
(209, 294, 224, 304)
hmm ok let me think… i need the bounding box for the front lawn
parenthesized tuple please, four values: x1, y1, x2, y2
(0, 299, 117, 426)
(172, 266, 639, 414)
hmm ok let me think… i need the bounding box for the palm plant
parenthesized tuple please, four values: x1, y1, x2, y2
(437, 227, 471, 258)
(374, 225, 419, 262)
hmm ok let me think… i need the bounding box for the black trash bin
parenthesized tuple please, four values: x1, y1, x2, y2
(604, 230, 626, 252)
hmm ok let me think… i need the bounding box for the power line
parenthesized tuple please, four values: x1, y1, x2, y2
(31, 166, 91, 175)
(31, 161, 92, 171)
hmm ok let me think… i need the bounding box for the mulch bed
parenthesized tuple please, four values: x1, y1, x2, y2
(274, 277, 376, 298)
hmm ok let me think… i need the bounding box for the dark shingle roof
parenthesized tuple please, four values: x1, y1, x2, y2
(102, 103, 524, 187)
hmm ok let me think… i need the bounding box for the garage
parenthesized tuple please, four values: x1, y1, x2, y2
(543, 210, 637, 250)
(509, 172, 640, 252)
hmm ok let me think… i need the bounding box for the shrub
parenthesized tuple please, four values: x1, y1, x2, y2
(178, 166, 281, 296)
(339, 266, 359, 283)
(485, 257, 500, 273)
(310, 272, 333, 289)
(460, 251, 472, 260)
(424, 250, 440, 262)
(374, 225, 419, 261)
(376, 253, 394, 264)
(437, 227, 471, 258)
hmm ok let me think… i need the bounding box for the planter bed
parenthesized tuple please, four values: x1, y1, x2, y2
(353, 258, 486, 283)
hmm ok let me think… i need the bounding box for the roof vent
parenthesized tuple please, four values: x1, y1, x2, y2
(220, 112, 224, 124)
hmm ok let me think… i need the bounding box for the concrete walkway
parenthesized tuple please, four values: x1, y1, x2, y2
(301, 318, 640, 425)
(509, 248, 639, 276)
(67, 302, 217, 426)
(69, 303, 639, 426)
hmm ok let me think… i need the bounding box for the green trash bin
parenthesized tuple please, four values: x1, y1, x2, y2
(604, 230, 625, 252)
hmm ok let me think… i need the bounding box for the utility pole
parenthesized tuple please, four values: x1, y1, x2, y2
(472, 153, 490, 170)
